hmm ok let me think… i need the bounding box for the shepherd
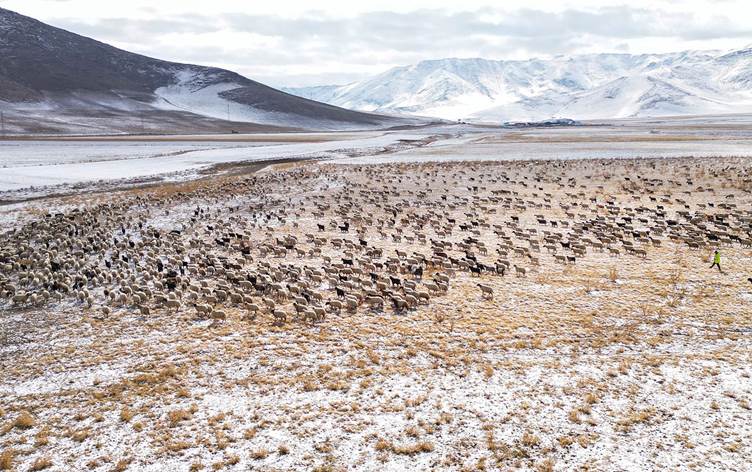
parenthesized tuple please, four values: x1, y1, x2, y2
(710, 249, 722, 272)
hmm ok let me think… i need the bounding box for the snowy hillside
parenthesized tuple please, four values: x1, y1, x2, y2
(150, 70, 398, 130)
(0, 7, 417, 134)
(284, 48, 752, 122)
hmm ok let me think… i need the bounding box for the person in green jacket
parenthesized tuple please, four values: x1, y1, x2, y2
(710, 249, 721, 272)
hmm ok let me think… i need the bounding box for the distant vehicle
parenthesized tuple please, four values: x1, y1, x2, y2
(231, 130, 240, 134)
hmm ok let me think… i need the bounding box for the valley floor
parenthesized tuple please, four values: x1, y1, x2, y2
(1, 125, 751, 471)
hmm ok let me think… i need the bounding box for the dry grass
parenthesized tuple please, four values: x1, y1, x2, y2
(13, 411, 35, 430)
(0, 450, 13, 471)
(113, 458, 131, 471)
(120, 407, 134, 423)
(391, 441, 435, 455)
(29, 456, 53, 471)
(250, 449, 269, 460)
(1, 153, 750, 470)
(167, 408, 193, 427)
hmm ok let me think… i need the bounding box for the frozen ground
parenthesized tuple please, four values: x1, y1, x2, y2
(4, 116, 752, 200)
(340, 138, 752, 164)
(1, 115, 751, 471)
(337, 119, 752, 164)
(0, 152, 750, 471)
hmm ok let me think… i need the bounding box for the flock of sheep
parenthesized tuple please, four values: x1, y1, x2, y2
(1, 157, 750, 325)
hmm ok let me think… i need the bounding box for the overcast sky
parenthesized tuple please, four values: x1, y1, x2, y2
(1, 0, 751, 87)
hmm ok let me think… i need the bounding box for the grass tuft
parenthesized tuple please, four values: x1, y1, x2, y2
(29, 456, 53, 471)
(0, 449, 14, 471)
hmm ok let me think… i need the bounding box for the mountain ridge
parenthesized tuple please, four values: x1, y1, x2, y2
(283, 49, 752, 122)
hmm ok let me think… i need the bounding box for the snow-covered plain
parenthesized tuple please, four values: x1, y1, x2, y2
(0, 132, 430, 195)
(0, 141, 279, 168)
(4, 116, 752, 199)
(1, 153, 750, 471)
(337, 136, 752, 164)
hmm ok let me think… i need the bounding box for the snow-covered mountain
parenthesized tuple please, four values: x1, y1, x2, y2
(0, 7, 419, 134)
(284, 48, 752, 122)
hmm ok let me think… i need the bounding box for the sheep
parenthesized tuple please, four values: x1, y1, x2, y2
(262, 297, 276, 310)
(303, 308, 318, 323)
(344, 296, 359, 312)
(477, 284, 493, 300)
(12, 292, 28, 305)
(0, 154, 744, 352)
(391, 296, 409, 312)
(364, 296, 384, 310)
(312, 306, 326, 320)
(326, 300, 343, 313)
(165, 299, 181, 311)
(423, 282, 441, 294)
(194, 304, 213, 316)
(272, 309, 287, 324)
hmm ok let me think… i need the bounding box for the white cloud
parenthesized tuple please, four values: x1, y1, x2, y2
(2, 0, 751, 87)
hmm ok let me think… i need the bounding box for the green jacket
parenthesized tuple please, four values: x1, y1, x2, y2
(714, 252, 721, 264)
